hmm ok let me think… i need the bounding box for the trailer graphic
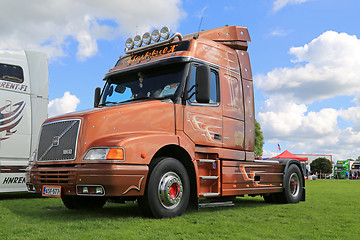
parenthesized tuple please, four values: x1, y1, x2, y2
(0, 101, 26, 141)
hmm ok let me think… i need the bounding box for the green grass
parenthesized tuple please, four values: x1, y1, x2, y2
(1, 180, 359, 240)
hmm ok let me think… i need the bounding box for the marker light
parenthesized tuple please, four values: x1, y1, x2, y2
(160, 26, 170, 40)
(151, 29, 160, 42)
(142, 32, 151, 45)
(134, 35, 142, 47)
(125, 38, 134, 50)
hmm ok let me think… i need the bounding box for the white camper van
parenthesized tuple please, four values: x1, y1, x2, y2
(0, 50, 48, 192)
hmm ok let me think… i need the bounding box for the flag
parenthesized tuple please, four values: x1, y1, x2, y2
(277, 144, 281, 151)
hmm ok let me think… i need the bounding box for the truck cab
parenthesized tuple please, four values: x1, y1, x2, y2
(0, 50, 48, 192)
(27, 26, 305, 218)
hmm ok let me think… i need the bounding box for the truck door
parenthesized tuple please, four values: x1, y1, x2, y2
(183, 63, 222, 148)
(0, 52, 31, 192)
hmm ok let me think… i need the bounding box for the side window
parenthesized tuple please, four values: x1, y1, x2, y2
(188, 65, 219, 104)
(0, 63, 24, 83)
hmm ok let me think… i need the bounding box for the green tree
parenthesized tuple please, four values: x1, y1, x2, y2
(310, 157, 332, 173)
(356, 156, 360, 161)
(255, 119, 264, 157)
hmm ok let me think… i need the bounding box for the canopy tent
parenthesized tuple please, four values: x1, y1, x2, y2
(270, 150, 308, 162)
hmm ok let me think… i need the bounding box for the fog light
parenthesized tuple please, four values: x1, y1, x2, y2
(142, 32, 151, 45)
(151, 29, 160, 42)
(95, 187, 104, 194)
(160, 26, 170, 40)
(83, 187, 89, 194)
(125, 37, 134, 50)
(134, 35, 142, 47)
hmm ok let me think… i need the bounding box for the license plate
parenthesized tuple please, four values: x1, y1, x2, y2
(42, 185, 61, 197)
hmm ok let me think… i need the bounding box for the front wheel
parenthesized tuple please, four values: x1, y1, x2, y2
(140, 157, 190, 218)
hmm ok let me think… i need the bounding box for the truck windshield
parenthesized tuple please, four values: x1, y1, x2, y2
(100, 63, 186, 106)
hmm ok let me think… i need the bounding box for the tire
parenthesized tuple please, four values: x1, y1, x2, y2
(278, 164, 303, 204)
(140, 157, 190, 218)
(61, 195, 107, 209)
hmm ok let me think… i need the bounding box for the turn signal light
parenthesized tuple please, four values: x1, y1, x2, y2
(107, 148, 124, 160)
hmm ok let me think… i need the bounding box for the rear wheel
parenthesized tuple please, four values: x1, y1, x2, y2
(61, 195, 107, 209)
(140, 157, 190, 218)
(279, 164, 303, 203)
(264, 164, 303, 204)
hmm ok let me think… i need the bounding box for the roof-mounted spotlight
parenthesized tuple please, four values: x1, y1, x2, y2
(160, 26, 170, 40)
(134, 35, 142, 47)
(124, 26, 182, 54)
(151, 29, 160, 42)
(142, 32, 151, 45)
(125, 38, 134, 50)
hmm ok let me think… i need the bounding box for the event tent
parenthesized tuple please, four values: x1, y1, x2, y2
(270, 150, 308, 162)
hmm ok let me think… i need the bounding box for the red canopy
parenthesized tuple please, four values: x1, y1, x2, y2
(270, 150, 308, 162)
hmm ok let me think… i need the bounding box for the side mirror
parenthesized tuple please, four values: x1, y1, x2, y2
(195, 65, 211, 103)
(94, 87, 101, 108)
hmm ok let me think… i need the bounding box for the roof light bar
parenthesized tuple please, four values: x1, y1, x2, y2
(124, 26, 183, 54)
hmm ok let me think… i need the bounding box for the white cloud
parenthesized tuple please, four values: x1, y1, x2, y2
(256, 30, 360, 161)
(48, 92, 80, 117)
(256, 31, 360, 103)
(0, 0, 186, 61)
(272, 0, 311, 13)
(270, 28, 290, 37)
(258, 97, 339, 141)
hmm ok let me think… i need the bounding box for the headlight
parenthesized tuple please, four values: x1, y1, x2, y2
(83, 148, 124, 161)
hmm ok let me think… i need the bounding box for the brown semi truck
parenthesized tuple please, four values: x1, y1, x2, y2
(26, 26, 305, 218)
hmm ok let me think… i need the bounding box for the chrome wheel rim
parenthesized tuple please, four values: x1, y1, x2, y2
(289, 172, 300, 196)
(158, 171, 183, 209)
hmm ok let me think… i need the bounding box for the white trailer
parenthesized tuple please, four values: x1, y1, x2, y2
(0, 50, 48, 192)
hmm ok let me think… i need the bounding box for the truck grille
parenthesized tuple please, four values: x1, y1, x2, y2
(37, 119, 80, 162)
(37, 170, 75, 184)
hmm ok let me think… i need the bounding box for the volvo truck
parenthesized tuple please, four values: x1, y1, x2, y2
(26, 26, 305, 218)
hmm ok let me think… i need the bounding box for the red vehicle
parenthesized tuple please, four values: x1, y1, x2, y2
(26, 26, 305, 218)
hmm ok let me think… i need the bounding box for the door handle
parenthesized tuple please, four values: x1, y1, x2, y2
(214, 134, 222, 140)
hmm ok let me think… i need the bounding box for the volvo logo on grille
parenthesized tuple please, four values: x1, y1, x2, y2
(63, 149, 73, 155)
(52, 136, 60, 146)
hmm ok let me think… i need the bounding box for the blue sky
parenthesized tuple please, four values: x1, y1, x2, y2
(1, 0, 360, 161)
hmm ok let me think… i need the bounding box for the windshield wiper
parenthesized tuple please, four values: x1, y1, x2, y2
(99, 101, 119, 106)
(121, 96, 169, 103)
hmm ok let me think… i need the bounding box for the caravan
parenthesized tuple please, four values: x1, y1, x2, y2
(0, 50, 48, 192)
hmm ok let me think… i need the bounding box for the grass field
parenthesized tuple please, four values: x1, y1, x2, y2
(1, 180, 359, 240)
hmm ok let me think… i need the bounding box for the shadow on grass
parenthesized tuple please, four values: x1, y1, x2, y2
(8, 199, 147, 221)
(5, 195, 270, 221)
(0, 192, 41, 200)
